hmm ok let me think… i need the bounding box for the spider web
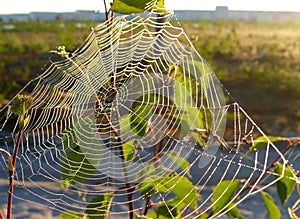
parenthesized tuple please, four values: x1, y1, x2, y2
(0, 10, 299, 219)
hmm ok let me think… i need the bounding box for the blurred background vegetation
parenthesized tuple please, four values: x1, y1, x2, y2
(0, 19, 299, 136)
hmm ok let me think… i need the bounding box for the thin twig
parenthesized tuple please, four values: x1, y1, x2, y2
(103, 0, 108, 21)
(7, 124, 25, 219)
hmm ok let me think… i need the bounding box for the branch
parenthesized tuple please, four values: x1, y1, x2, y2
(7, 123, 25, 219)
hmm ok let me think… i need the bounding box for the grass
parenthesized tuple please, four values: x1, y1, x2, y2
(0, 19, 300, 135)
(183, 20, 300, 135)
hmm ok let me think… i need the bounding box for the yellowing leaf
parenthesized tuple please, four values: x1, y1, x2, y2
(23, 115, 31, 127)
(11, 94, 33, 116)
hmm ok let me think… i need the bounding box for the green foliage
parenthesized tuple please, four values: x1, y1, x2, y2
(59, 211, 86, 219)
(165, 151, 191, 177)
(139, 171, 201, 210)
(273, 163, 296, 205)
(86, 194, 114, 219)
(3, 12, 299, 219)
(211, 180, 240, 216)
(145, 198, 187, 218)
(197, 214, 209, 219)
(225, 203, 244, 219)
(111, 0, 167, 14)
(134, 214, 152, 219)
(157, 203, 181, 218)
(246, 136, 283, 155)
(130, 103, 153, 137)
(1, 20, 300, 133)
(122, 141, 137, 161)
(260, 191, 281, 219)
(60, 130, 97, 188)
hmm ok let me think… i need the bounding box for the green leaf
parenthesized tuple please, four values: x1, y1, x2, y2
(211, 180, 240, 215)
(197, 214, 208, 219)
(86, 194, 114, 219)
(146, 211, 159, 218)
(246, 136, 283, 155)
(260, 191, 281, 219)
(122, 141, 137, 161)
(157, 203, 181, 219)
(139, 172, 200, 210)
(145, 203, 182, 219)
(134, 214, 153, 219)
(59, 211, 86, 219)
(225, 203, 244, 219)
(136, 164, 171, 182)
(163, 197, 187, 212)
(60, 130, 97, 187)
(165, 151, 191, 177)
(120, 114, 132, 135)
(181, 106, 206, 147)
(130, 104, 153, 137)
(111, 0, 167, 14)
(187, 60, 207, 78)
(274, 163, 296, 205)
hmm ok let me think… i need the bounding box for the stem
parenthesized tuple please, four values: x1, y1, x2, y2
(7, 124, 25, 219)
(103, 0, 108, 20)
(118, 140, 134, 219)
(143, 197, 151, 215)
(113, 98, 134, 219)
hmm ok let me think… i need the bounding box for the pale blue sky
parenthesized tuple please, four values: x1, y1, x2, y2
(1, 0, 300, 14)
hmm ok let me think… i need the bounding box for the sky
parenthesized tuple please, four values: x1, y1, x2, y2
(1, 0, 300, 14)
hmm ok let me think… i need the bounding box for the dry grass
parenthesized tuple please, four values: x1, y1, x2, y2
(1, 19, 300, 135)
